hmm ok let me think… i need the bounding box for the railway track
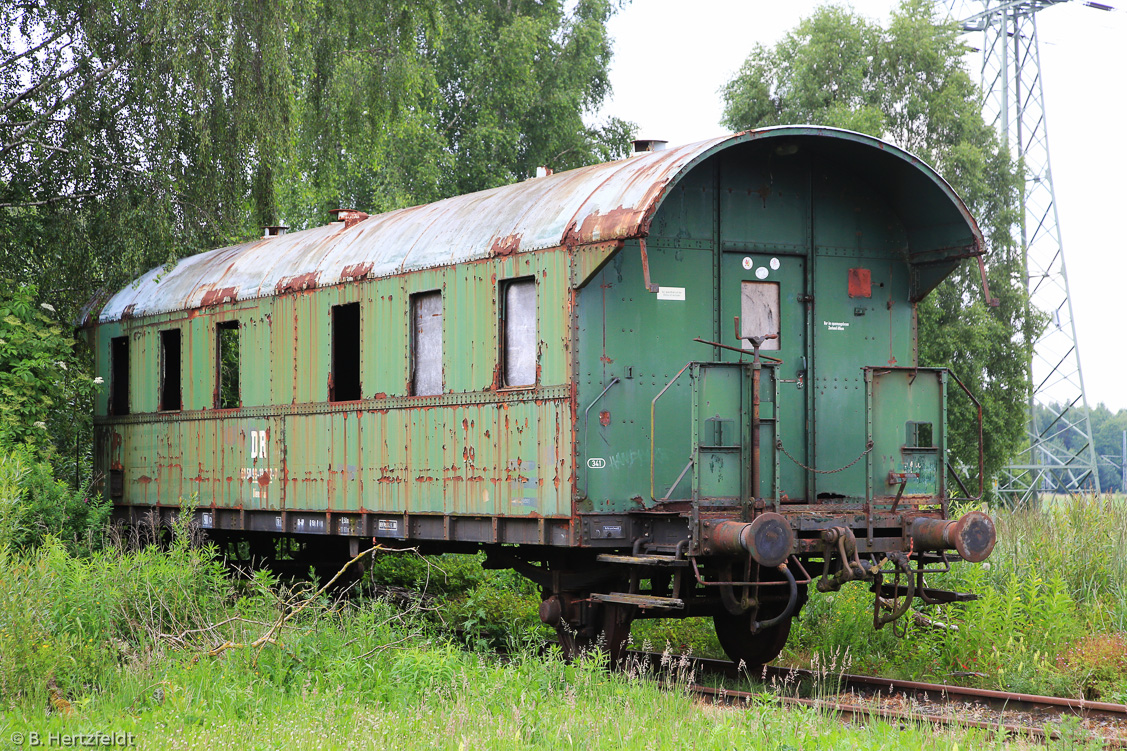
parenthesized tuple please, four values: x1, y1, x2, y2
(627, 651, 1127, 746)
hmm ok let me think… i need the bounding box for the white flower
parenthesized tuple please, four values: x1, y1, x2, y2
(33, 421, 46, 429)
(93, 376, 105, 385)
(57, 361, 67, 370)
(39, 303, 55, 312)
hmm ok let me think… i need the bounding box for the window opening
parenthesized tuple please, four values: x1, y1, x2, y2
(110, 336, 130, 416)
(411, 291, 443, 396)
(906, 421, 934, 448)
(331, 303, 361, 401)
(740, 281, 780, 350)
(160, 328, 182, 411)
(501, 278, 536, 387)
(216, 321, 240, 409)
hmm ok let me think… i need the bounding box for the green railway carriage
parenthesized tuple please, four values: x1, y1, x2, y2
(85, 126, 997, 665)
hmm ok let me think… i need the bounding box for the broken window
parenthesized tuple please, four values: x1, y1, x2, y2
(501, 278, 536, 387)
(907, 421, 934, 448)
(331, 303, 361, 401)
(216, 321, 240, 409)
(740, 281, 780, 350)
(109, 336, 129, 416)
(411, 291, 443, 396)
(159, 328, 182, 411)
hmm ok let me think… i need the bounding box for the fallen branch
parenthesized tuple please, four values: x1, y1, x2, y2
(206, 543, 419, 662)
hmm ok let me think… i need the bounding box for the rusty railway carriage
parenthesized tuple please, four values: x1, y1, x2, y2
(85, 126, 998, 665)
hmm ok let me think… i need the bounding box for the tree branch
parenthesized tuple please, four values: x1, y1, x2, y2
(0, 31, 150, 161)
(0, 192, 96, 208)
(0, 20, 78, 73)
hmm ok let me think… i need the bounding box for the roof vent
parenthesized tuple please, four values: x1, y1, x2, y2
(329, 209, 370, 229)
(264, 225, 289, 237)
(631, 139, 668, 157)
(535, 166, 554, 178)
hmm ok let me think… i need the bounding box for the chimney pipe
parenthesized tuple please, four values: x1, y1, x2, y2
(631, 139, 668, 157)
(329, 209, 370, 229)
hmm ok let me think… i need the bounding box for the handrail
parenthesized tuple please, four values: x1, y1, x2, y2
(691, 336, 783, 364)
(650, 362, 694, 500)
(945, 367, 985, 502)
(580, 377, 620, 497)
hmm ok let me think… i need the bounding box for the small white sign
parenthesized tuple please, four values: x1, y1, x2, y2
(823, 320, 851, 331)
(742, 257, 753, 270)
(770, 257, 781, 270)
(657, 286, 685, 301)
(587, 457, 606, 469)
(755, 267, 769, 279)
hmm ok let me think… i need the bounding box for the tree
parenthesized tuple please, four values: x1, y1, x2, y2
(1, 0, 632, 486)
(720, 0, 1035, 495)
(278, 0, 632, 226)
(1, 0, 633, 316)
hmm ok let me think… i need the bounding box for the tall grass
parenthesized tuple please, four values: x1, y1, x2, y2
(987, 495, 1127, 629)
(785, 496, 1127, 701)
(0, 537, 1012, 750)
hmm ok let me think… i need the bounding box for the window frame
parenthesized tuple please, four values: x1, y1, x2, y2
(330, 302, 362, 402)
(215, 320, 241, 410)
(109, 335, 130, 416)
(409, 290, 443, 397)
(159, 328, 182, 412)
(498, 276, 538, 389)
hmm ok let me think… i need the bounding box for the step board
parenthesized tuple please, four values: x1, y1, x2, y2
(590, 592, 685, 610)
(596, 554, 690, 567)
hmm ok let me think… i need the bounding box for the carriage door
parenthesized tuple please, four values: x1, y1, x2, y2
(720, 253, 809, 503)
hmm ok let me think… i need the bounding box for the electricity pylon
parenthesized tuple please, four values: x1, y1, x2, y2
(940, 0, 1103, 503)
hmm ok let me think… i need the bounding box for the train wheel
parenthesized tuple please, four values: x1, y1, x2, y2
(712, 610, 793, 668)
(713, 580, 808, 668)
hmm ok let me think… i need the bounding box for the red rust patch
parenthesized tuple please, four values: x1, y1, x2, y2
(201, 286, 239, 307)
(599, 410, 611, 427)
(275, 272, 320, 295)
(848, 268, 872, 298)
(573, 206, 639, 244)
(340, 262, 373, 282)
(490, 233, 522, 256)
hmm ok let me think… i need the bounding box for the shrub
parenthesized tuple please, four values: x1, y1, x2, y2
(0, 530, 230, 702)
(0, 441, 109, 553)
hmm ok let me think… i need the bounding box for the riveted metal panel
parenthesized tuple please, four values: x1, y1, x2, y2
(869, 368, 946, 500)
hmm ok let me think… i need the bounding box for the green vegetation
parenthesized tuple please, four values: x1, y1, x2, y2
(0, 0, 633, 324)
(720, 0, 1035, 495)
(0, 284, 108, 553)
(782, 497, 1127, 702)
(0, 532, 1030, 750)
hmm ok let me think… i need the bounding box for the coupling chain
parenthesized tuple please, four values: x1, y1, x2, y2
(775, 439, 874, 474)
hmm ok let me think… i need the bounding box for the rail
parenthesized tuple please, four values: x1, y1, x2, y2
(649, 362, 694, 501)
(626, 650, 1127, 746)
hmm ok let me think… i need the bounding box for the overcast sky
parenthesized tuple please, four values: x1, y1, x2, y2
(595, 1, 1127, 413)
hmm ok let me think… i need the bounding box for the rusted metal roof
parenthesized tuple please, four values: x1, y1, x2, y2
(97, 127, 983, 322)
